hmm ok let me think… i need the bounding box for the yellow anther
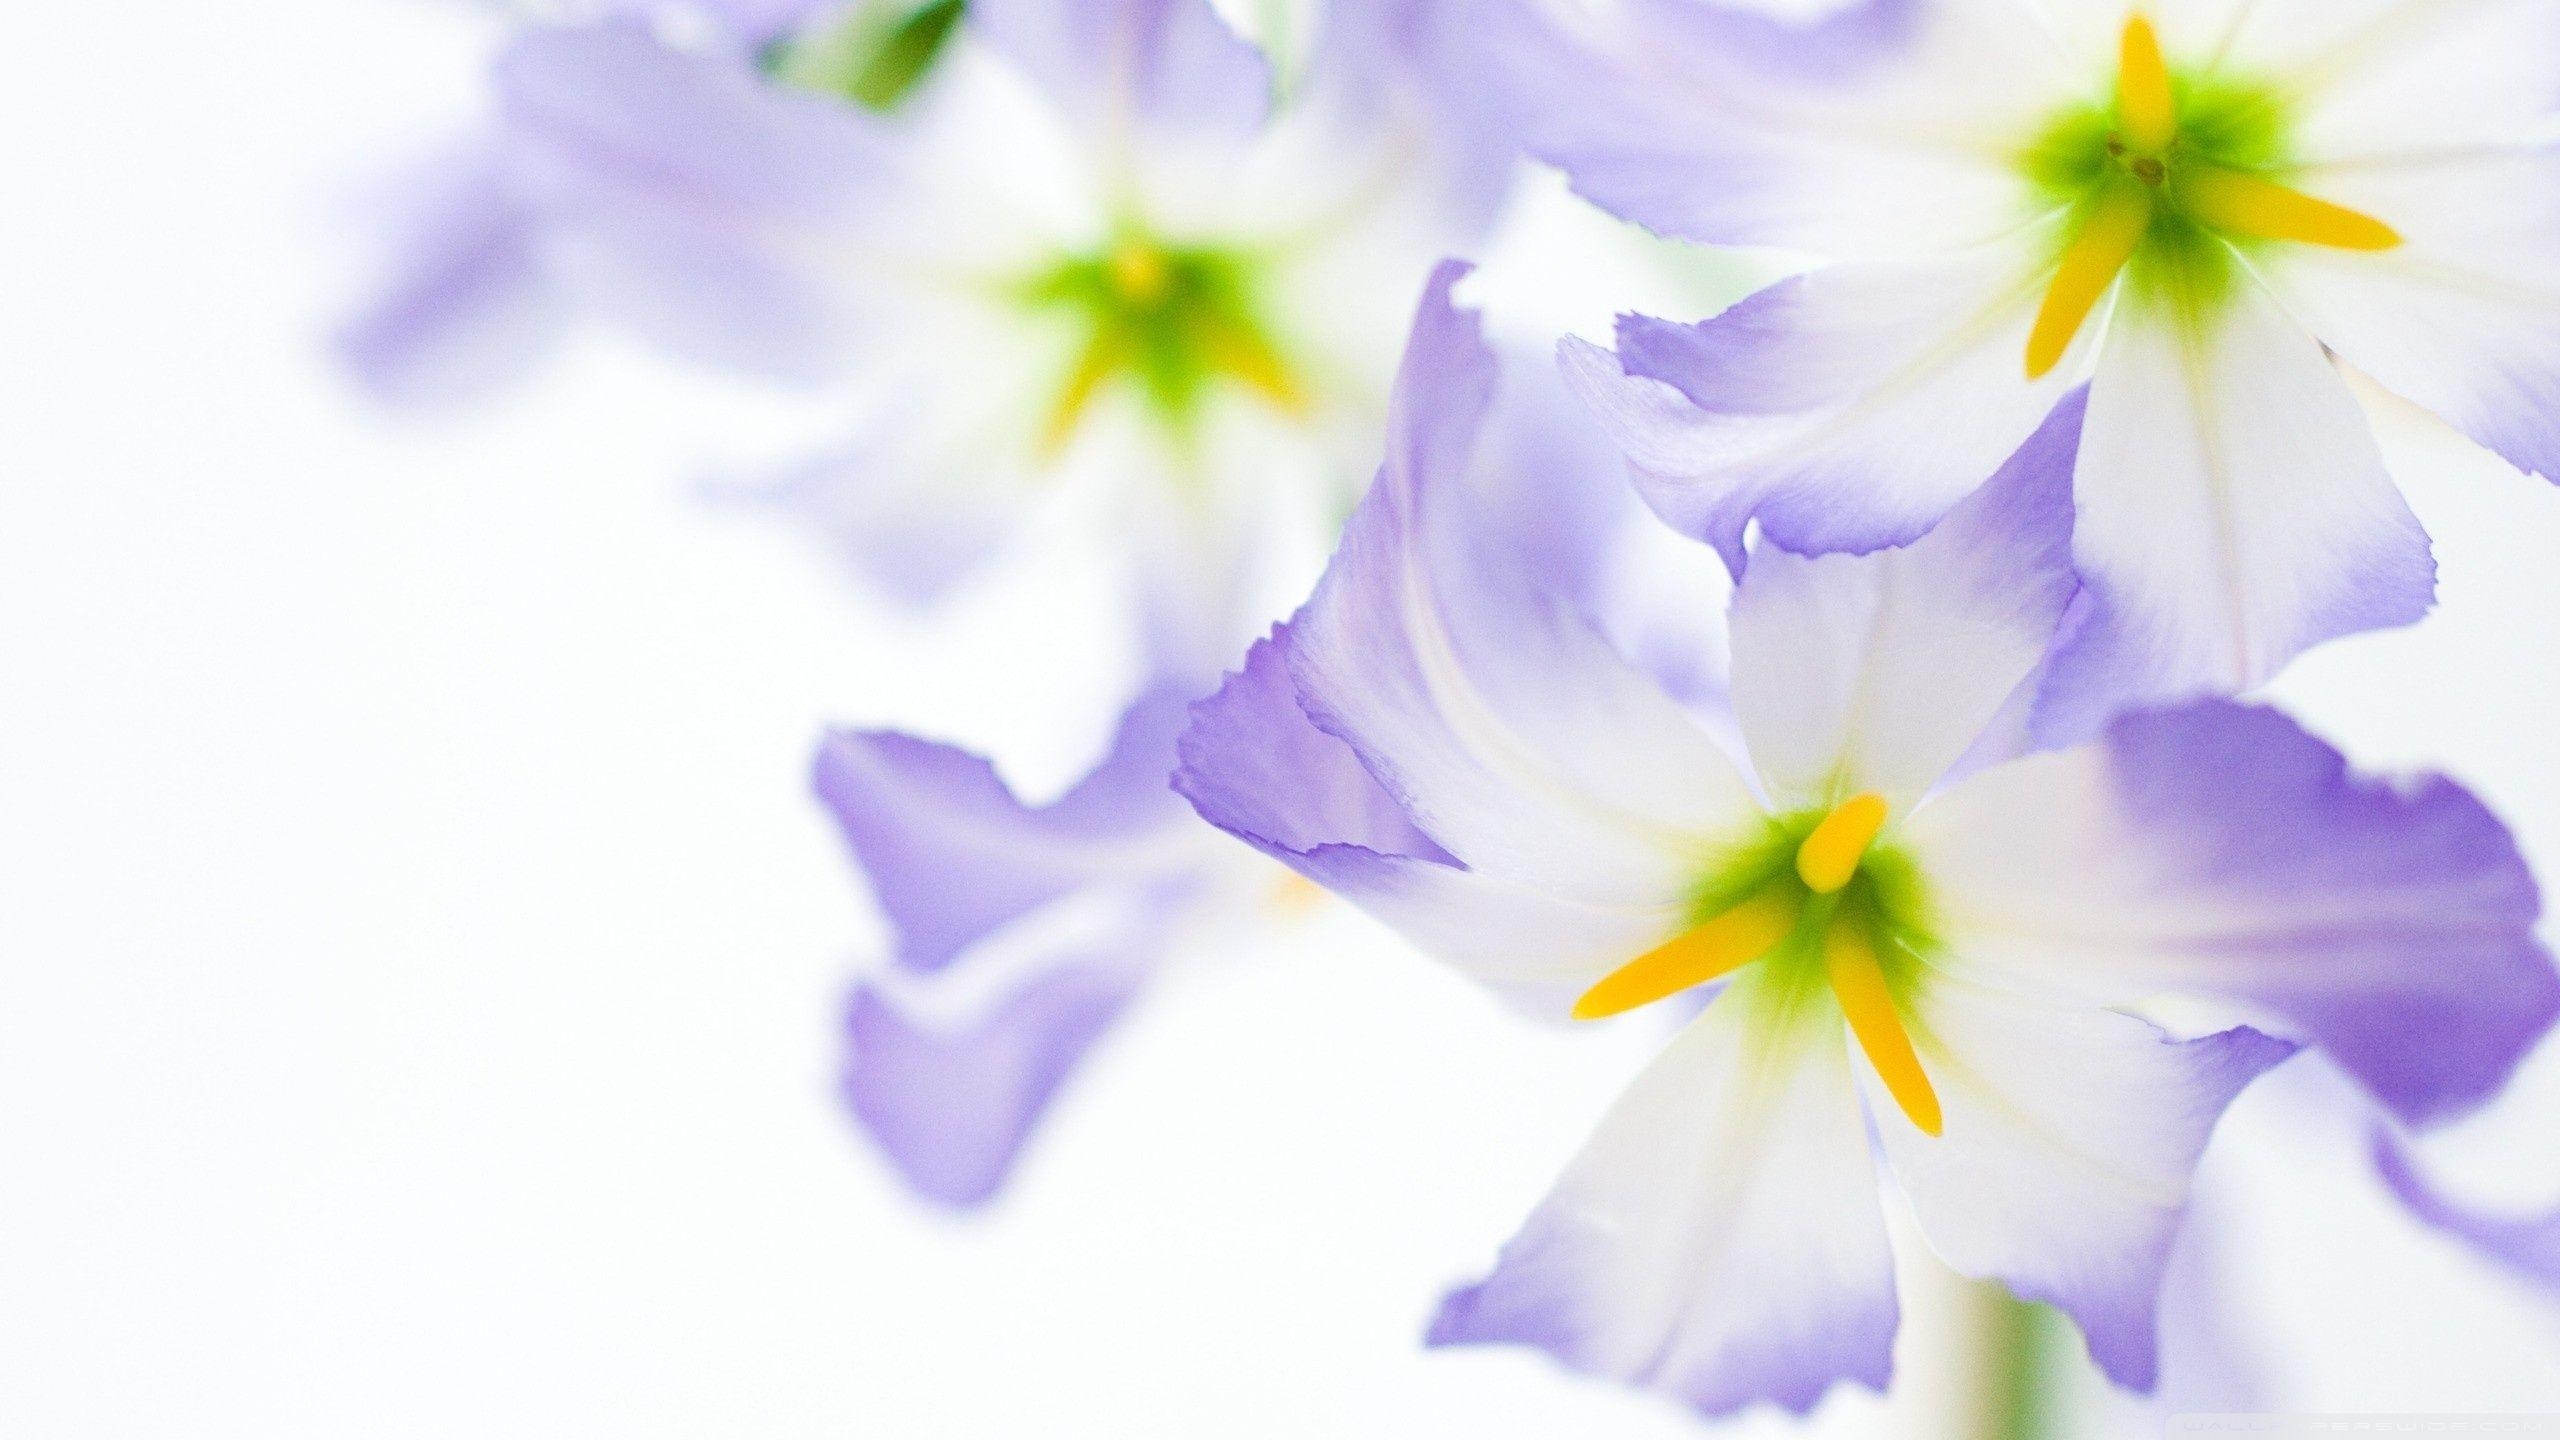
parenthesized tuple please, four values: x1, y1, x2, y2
(1039, 331, 1128, 456)
(1823, 924, 1943, 1137)
(1192, 312, 1314, 417)
(2177, 166, 2401, 252)
(1108, 241, 1172, 305)
(2024, 182, 2152, 380)
(2115, 16, 2177, 155)
(1794, 792, 1890, 895)
(1573, 889, 1800, 1021)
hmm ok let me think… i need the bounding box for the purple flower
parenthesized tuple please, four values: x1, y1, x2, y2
(1511, 0, 2560, 739)
(1175, 263, 2558, 1418)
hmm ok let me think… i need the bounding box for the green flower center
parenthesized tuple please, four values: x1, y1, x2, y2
(1013, 234, 1309, 456)
(1577, 794, 1946, 1135)
(2011, 18, 2397, 377)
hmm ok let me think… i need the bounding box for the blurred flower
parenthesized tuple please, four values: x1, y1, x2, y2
(1176, 264, 2559, 1418)
(1508, 0, 2560, 740)
(349, 0, 1514, 670)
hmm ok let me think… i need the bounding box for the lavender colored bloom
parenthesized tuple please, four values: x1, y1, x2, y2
(1516, 0, 2560, 739)
(1176, 264, 2558, 1418)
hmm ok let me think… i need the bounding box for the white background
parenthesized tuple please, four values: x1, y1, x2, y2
(4, 3, 2558, 1436)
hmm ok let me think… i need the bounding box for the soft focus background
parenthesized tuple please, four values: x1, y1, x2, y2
(5, 3, 2557, 1436)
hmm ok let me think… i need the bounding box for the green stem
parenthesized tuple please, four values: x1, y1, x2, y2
(1981, 1285, 2061, 1440)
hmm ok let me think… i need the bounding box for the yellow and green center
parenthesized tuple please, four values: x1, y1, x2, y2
(1014, 233, 1310, 456)
(2017, 16, 2399, 380)
(1575, 793, 1948, 1137)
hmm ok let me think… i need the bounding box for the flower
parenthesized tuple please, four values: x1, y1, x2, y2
(1176, 264, 2559, 1416)
(822, 264, 1733, 1207)
(1519, 0, 2560, 739)
(350, 0, 1513, 671)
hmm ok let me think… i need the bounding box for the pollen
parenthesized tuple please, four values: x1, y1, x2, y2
(1571, 888, 1800, 1021)
(1108, 240, 1173, 306)
(1795, 792, 1890, 894)
(1823, 923, 1943, 1136)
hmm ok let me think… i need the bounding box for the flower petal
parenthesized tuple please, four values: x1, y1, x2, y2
(336, 140, 564, 405)
(2034, 273, 2435, 743)
(2373, 1129, 2560, 1289)
(1429, 976, 1899, 1418)
(1285, 263, 1758, 905)
(1874, 970, 2292, 1389)
(965, 0, 1272, 147)
(1728, 394, 2083, 811)
(813, 684, 1204, 974)
(843, 949, 1151, 1209)
(1499, 0, 2074, 255)
(1908, 701, 2560, 1128)
(1569, 230, 2087, 561)
(1179, 630, 1669, 1018)
(2219, 0, 2560, 165)
(2266, 148, 2560, 489)
(492, 19, 896, 379)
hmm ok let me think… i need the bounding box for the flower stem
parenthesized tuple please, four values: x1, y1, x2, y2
(1978, 1284, 2063, 1440)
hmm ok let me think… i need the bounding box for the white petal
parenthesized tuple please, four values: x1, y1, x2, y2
(2039, 270, 2433, 739)
(1875, 970, 2290, 1389)
(1431, 974, 1899, 1417)
(2265, 149, 2560, 487)
(1729, 395, 2083, 811)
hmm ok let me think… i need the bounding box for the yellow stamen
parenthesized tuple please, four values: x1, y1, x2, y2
(2024, 183, 2151, 380)
(1573, 890, 1800, 1021)
(1794, 792, 1890, 895)
(1039, 331, 1128, 456)
(1192, 313, 1314, 417)
(1108, 240, 1172, 305)
(2178, 166, 2401, 252)
(1267, 870, 1326, 916)
(2115, 16, 2177, 155)
(1823, 924, 1943, 1137)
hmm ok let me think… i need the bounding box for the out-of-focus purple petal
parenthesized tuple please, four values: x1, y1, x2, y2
(966, 0, 1271, 147)
(2375, 1130, 2560, 1289)
(492, 19, 894, 379)
(813, 684, 1201, 974)
(844, 938, 1155, 1209)
(337, 140, 564, 406)
(1911, 701, 2560, 1129)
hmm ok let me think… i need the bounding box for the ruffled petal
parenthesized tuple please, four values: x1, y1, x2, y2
(1179, 631, 1669, 1018)
(2267, 148, 2560, 488)
(1908, 701, 2560, 1128)
(1285, 264, 1758, 906)
(1875, 971, 2292, 1389)
(2035, 274, 2435, 742)
(1429, 975, 1899, 1418)
(812, 684, 1204, 974)
(1567, 229, 2087, 560)
(1728, 394, 2083, 811)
